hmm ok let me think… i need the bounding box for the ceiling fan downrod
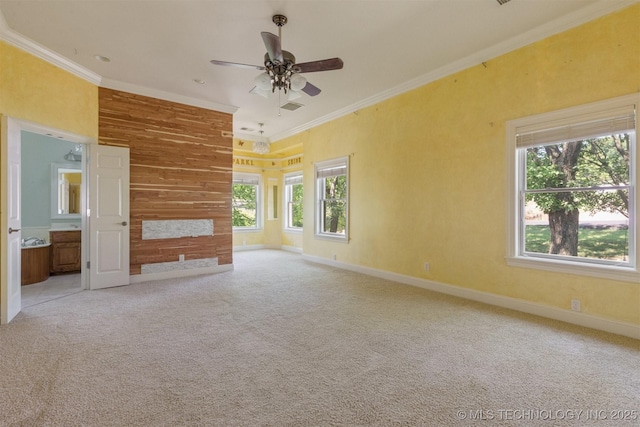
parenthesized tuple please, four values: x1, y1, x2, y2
(272, 14, 287, 42)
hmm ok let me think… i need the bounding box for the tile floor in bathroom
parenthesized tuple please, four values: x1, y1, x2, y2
(21, 273, 82, 309)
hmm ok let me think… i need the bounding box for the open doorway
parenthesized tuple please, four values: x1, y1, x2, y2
(2, 117, 130, 323)
(1, 117, 91, 323)
(20, 131, 85, 308)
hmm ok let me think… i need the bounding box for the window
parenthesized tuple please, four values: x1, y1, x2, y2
(232, 172, 261, 230)
(507, 94, 639, 281)
(284, 172, 303, 230)
(315, 157, 349, 241)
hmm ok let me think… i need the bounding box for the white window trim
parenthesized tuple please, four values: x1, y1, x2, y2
(283, 171, 303, 233)
(506, 93, 640, 283)
(232, 172, 262, 232)
(315, 156, 349, 242)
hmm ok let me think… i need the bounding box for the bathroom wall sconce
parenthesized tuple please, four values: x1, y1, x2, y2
(64, 144, 83, 162)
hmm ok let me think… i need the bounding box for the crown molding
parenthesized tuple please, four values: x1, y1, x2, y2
(1, 0, 635, 137)
(270, 0, 638, 142)
(0, 8, 102, 85)
(100, 78, 238, 115)
(0, 7, 236, 115)
(233, 132, 264, 143)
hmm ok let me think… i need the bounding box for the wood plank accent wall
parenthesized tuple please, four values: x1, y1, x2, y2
(98, 88, 233, 274)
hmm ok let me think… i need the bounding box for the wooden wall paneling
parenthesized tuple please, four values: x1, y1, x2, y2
(98, 88, 233, 274)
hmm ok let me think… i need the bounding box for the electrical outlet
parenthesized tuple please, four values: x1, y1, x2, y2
(332, 254, 337, 261)
(179, 254, 185, 262)
(423, 262, 430, 271)
(571, 299, 581, 312)
(242, 240, 246, 246)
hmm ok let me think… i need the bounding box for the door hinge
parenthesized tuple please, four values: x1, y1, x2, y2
(87, 261, 90, 269)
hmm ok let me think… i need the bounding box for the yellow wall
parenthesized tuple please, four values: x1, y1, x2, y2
(280, 5, 640, 325)
(0, 41, 98, 310)
(232, 137, 304, 250)
(0, 41, 98, 138)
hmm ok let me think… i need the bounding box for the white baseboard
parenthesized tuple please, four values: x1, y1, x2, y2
(130, 264, 233, 284)
(233, 244, 265, 252)
(281, 245, 303, 254)
(302, 254, 640, 340)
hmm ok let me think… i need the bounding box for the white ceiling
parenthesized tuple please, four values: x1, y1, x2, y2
(0, 0, 634, 142)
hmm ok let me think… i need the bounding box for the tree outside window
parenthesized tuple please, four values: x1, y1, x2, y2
(232, 173, 260, 229)
(524, 134, 631, 262)
(284, 173, 303, 229)
(315, 157, 349, 240)
(321, 175, 347, 234)
(508, 94, 638, 279)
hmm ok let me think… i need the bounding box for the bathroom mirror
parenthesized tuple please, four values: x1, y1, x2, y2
(51, 163, 82, 219)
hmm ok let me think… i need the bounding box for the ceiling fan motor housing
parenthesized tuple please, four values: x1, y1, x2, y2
(264, 51, 297, 93)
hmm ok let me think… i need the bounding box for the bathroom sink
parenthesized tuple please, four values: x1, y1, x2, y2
(21, 237, 49, 248)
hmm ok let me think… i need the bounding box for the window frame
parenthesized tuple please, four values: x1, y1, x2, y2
(314, 156, 349, 242)
(506, 93, 639, 282)
(232, 172, 262, 231)
(283, 171, 303, 232)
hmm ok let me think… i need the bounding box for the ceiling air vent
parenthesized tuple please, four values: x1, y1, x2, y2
(496, 0, 511, 5)
(240, 127, 255, 132)
(280, 102, 304, 111)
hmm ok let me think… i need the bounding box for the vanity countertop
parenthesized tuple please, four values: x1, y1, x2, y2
(49, 223, 81, 232)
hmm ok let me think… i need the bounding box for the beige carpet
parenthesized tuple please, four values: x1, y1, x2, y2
(1, 250, 638, 426)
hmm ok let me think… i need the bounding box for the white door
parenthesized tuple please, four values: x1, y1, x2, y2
(1, 117, 22, 323)
(88, 145, 130, 290)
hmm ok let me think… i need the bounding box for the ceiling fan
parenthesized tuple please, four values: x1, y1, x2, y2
(210, 14, 344, 99)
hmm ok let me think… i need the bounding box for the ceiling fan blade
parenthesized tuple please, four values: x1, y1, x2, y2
(261, 32, 283, 63)
(295, 58, 344, 73)
(210, 60, 265, 71)
(301, 81, 321, 97)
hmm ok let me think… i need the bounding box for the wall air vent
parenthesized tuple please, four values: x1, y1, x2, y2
(280, 102, 304, 111)
(496, 0, 511, 5)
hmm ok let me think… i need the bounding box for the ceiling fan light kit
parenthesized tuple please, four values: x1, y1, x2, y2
(211, 14, 344, 101)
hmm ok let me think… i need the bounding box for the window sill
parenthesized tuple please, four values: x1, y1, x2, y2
(233, 227, 262, 233)
(314, 233, 349, 243)
(506, 256, 639, 283)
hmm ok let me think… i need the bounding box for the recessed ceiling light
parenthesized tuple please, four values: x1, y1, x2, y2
(193, 79, 206, 85)
(94, 55, 111, 62)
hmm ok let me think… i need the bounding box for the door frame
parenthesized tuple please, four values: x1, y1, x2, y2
(1, 116, 95, 323)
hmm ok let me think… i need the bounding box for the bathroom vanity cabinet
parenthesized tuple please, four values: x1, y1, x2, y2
(21, 245, 50, 285)
(50, 230, 81, 274)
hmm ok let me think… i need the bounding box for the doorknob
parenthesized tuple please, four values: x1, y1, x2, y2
(8, 227, 21, 234)
(120, 221, 128, 226)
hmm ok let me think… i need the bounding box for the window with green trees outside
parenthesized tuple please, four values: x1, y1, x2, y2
(284, 172, 303, 230)
(232, 173, 260, 229)
(507, 94, 638, 280)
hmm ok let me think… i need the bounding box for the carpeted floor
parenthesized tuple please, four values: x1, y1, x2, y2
(1, 250, 638, 426)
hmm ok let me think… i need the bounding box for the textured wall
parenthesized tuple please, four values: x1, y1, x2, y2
(98, 88, 233, 274)
(230, 140, 304, 250)
(1, 40, 98, 310)
(282, 5, 640, 324)
(0, 41, 98, 139)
